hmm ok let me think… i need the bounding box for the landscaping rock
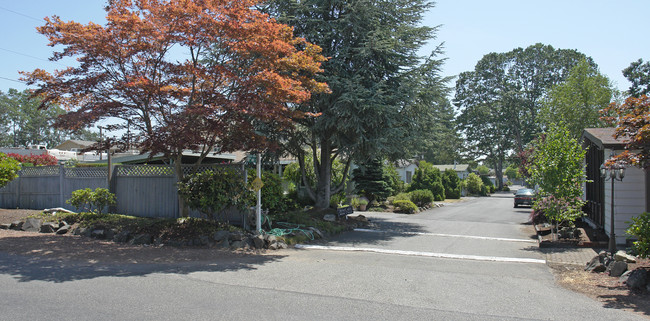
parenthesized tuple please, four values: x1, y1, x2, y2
(199, 235, 211, 246)
(212, 230, 230, 242)
(39, 223, 56, 233)
(10, 221, 23, 230)
(625, 269, 648, 290)
(113, 230, 131, 243)
(22, 218, 42, 232)
(309, 227, 325, 239)
(91, 229, 105, 239)
(230, 240, 247, 250)
(252, 235, 265, 249)
(56, 225, 71, 235)
(73, 227, 91, 237)
(323, 214, 335, 222)
(129, 234, 152, 245)
(58, 221, 69, 229)
(229, 231, 245, 242)
(0, 223, 10, 230)
(268, 242, 278, 250)
(585, 256, 605, 272)
(264, 234, 277, 245)
(105, 229, 117, 241)
(215, 240, 230, 249)
(609, 261, 628, 277)
(277, 241, 288, 249)
(614, 251, 637, 263)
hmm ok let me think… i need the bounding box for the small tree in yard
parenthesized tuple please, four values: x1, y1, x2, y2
(353, 158, 393, 203)
(464, 173, 484, 196)
(0, 152, 21, 188)
(526, 123, 587, 238)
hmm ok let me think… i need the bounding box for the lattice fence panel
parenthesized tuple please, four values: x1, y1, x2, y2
(19, 166, 60, 177)
(64, 167, 108, 178)
(116, 165, 175, 177)
(181, 164, 244, 177)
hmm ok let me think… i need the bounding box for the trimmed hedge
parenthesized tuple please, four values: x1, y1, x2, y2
(393, 200, 418, 214)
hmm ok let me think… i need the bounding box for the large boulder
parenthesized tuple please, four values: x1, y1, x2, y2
(228, 231, 245, 242)
(252, 235, 265, 249)
(212, 230, 230, 242)
(10, 221, 23, 230)
(39, 223, 57, 233)
(625, 269, 648, 290)
(56, 225, 71, 235)
(0, 223, 10, 230)
(585, 256, 606, 273)
(129, 234, 152, 245)
(609, 261, 628, 277)
(22, 218, 42, 232)
(113, 230, 132, 243)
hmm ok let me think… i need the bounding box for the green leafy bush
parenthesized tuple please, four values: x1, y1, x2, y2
(442, 169, 461, 199)
(464, 173, 484, 195)
(409, 189, 434, 207)
(247, 170, 297, 214)
(384, 162, 405, 195)
(67, 188, 116, 215)
(480, 176, 494, 194)
(627, 212, 650, 258)
(0, 153, 21, 188)
(178, 168, 254, 221)
(408, 161, 445, 201)
(393, 200, 418, 214)
(392, 193, 410, 203)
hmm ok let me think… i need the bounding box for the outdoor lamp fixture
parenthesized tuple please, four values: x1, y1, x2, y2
(600, 157, 626, 253)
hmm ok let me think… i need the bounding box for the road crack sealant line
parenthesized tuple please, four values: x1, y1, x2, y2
(294, 244, 546, 264)
(354, 228, 537, 244)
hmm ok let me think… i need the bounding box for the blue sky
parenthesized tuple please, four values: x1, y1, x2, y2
(1, 1, 648, 95)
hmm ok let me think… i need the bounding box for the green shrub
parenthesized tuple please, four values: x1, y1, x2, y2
(627, 212, 650, 258)
(393, 200, 418, 214)
(67, 188, 116, 215)
(178, 168, 254, 221)
(248, 170, 297, 214)
(480, 176, 494, 194)
(384, 162, 405, 195)
(442, 169, 461, 199)
(409, 189, 434, 207)
(392, 192, 411, 203)
(465, 173, 484, 195)
(408, 161, 445, 201)
(0, 153, 21, 188)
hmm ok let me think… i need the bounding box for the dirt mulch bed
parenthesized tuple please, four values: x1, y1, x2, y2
(0, 209, 277, 264)
(551, 262, 650, 317)
(536, 220, 609, 248)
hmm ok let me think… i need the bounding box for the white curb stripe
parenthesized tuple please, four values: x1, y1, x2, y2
(294, 244, 546, 264)
(353, 228, 537, 244)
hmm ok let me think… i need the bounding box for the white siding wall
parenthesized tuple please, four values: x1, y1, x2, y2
(397, 164, 417, 184)
(603, 149, 646, 244)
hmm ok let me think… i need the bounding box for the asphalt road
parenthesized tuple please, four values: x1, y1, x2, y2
(0, 192, 646, 320)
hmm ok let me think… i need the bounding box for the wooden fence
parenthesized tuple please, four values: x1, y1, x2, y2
(0, 164, 248, 224)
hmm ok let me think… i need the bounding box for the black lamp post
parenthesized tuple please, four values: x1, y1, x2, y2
(600, 157, 626, 253)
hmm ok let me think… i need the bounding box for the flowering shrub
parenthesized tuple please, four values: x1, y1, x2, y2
(7, 153, 58, 166)
(533, 195, 584, 233)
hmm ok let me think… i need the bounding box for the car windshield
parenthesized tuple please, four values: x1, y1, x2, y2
(516, 189, 534, 196)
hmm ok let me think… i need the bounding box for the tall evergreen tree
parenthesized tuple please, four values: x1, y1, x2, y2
(269, 0, 449, 208)
(352, 158, 392, 202)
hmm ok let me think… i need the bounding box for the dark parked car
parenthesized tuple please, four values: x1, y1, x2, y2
(513, 188, 535, 208)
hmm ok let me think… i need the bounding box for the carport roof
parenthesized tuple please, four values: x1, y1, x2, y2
(582, 128, 629, 149)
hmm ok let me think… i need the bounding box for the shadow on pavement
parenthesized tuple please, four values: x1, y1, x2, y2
(325, 216, 428, 246)
(0, 233, 285, 283)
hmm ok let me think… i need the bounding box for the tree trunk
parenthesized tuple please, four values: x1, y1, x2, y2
(173, 155, 189, 218)
(495, 156, 504, 191)
(314, 139, 332, 209)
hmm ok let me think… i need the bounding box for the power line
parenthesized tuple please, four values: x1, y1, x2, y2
(0, 47, 67, 67)
(0, 5, 42, 22)
(0, 76, 26, 84)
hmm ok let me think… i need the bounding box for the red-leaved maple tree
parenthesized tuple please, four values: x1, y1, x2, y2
(21, 0, 328, 174)
(600, 95, 650, 169)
